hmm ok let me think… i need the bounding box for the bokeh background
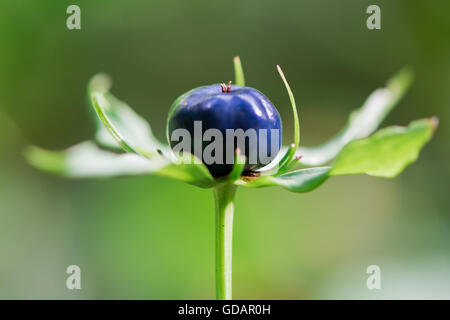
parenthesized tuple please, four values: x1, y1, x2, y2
(0, 0, 449, 299)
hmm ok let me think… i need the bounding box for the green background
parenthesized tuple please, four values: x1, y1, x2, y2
(0, 0, 449, 299)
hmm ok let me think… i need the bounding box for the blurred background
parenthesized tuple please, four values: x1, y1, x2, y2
(0, 0, 449, 299)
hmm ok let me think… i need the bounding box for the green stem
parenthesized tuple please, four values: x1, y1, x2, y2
(213, 183, 237, 300)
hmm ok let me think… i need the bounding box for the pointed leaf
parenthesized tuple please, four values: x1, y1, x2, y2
(273, 66, 301, 174)
(237, 167, 331, 193)
(25, 142, 216, 188)
(88, 74, 169, 158)
(233, 56, 245, 86)
(297, 68, 413, 166)
(330, 118, 438, 177)
(25, 141, 163, 177)
(258, 65, 301, 175)
(239, 117, 437, 193)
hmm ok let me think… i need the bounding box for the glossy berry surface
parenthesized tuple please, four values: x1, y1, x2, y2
(167, 84, 282, 177)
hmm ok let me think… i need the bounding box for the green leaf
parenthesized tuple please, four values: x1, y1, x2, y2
(88, 74, 169, 158)
(259, 65, 301, 175)
(237, 167, 331, 193)
(233, 56, 245, 86)
(330, 117, 438, 177)
(297, 68, 413, 166)
(218, 149, 246, 183)
(159, 153, 217, 188)
(25, 141, 216, 188)
(240, 117, 437, 192)
(275, 65, 301, 174)
(25, 141, 162, 177)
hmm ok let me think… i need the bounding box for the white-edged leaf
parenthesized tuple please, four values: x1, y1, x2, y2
(88, 73, 169, 158)
(297, 68, 413, 166)
(25, 141, 216, 188)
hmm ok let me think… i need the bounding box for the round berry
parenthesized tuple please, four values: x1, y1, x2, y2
(167, 84, 282, 177)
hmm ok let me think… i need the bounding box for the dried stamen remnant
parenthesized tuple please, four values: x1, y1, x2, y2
(221, 81, 232, 93)
(241, 171, 261, 181)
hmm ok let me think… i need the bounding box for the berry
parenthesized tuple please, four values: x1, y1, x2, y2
(167, 83, 282, 177)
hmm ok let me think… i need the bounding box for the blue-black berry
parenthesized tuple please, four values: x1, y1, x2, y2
(167, 83, 282, 177)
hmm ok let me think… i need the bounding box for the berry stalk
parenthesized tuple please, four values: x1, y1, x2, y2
(213, 183, 237, 300)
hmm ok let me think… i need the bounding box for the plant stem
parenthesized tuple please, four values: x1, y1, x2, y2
(213, 183, 237, 300)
